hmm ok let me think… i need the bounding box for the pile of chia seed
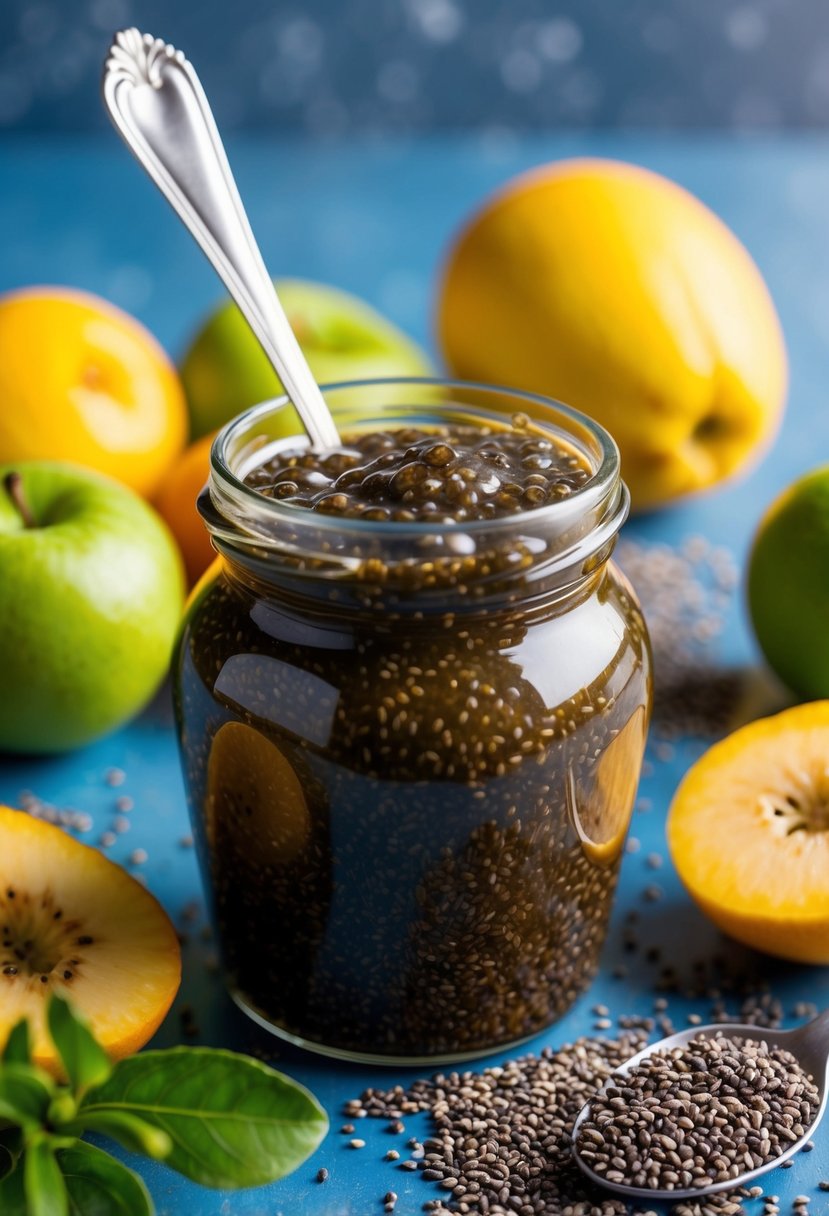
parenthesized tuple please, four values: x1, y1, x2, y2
(576, 1033, 820, 1192)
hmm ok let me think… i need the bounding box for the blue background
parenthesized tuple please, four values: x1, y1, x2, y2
(2, 129, 829, 1213)
(3, 0, 829, 133)
(4, 0, 829, 1211)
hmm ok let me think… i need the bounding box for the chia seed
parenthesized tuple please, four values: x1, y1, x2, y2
(576, 1033, 820, 1192)
(245, 424, 591, 523)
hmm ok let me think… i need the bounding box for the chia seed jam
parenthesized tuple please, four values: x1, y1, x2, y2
(244, 421, 590, 522)
(174, 387, 651, 1062)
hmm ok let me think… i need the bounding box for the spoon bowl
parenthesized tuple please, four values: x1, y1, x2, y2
(572, 1011, 829, 1202)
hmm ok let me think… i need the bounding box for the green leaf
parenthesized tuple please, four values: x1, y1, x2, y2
(64, 1110, 171, 1160)
(2, 1021, 31, 1066)
(57, 1142, 154, 1216)
(25, 1139, 68, 1216)
(0, 1064, 54, 1128)
(0, 1157, 26, 1216)
(47, 996, 112, 1098)
(81, 1047, 328, 1189)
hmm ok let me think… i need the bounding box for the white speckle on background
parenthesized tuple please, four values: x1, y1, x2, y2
(537, 17, 583, 64)
(278, 18, 324, 68)
(107, 264, 154, 312)
(500, 49, 542, 94)
(405, 0, 464, 45)
(725, 5, 768, 51)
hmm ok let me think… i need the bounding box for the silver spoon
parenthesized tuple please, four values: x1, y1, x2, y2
(101, 28, 340, 451)
(572, 1012, 829, 1203)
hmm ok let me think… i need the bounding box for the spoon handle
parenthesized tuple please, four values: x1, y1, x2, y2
(102, 28, 340, 451)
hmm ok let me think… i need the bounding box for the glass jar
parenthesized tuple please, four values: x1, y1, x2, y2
(173, 379, 652, 1064)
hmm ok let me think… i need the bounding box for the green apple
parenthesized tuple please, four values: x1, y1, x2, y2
(180, 278, 434, 439)
(0, 462, 184, 753)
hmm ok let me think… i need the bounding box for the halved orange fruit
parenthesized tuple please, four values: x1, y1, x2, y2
(0, 807, 181, 1069)
(667, 701, 829, 963)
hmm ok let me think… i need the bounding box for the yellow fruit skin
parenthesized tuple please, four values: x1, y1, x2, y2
(667, 702, 829, 964)
(0, 287, 187, 499)
(438, 159, 787, 511)
(0, 806, 181, 1071)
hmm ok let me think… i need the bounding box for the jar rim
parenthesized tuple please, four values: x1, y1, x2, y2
(208, 376, 622, 542)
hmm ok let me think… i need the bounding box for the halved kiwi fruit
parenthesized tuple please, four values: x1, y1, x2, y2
(0, 806, 180, 1069)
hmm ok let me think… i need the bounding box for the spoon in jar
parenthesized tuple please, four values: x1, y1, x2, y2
(101, 28, 340, 451)
(572, 1011, 829, 1203)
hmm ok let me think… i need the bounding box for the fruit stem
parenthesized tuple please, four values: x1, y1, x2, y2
(3, 472, 36, 528)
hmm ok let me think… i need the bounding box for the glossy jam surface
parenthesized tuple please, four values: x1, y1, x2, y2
(176, 423, 651, 1061)
(244, 422, 590, 523)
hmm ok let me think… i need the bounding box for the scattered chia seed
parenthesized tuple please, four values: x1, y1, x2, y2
(349, 1018, 823, 1216)
(104, 768, 125, 787)
(115, 795, 134, 812)
(98, 831, 116, 848)
(616, 537, 740, 739)
(129, 848, 148, 866)
(316, 1167, 328, 1183)
(646, 852, 663, 869)
(385, 1150, 400, 1161)
(341, 1123, 355, 1134)
(112, 816, 130, 834)
(577, 1033, 820, 1193)
(349, 1138, 366, 1149)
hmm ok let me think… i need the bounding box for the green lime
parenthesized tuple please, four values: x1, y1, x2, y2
(748, 465, 829, 698)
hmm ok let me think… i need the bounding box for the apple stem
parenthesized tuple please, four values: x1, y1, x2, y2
(3, 472, 36, 529)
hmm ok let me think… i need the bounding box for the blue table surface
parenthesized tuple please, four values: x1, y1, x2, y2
(1, 132, 829, 1215)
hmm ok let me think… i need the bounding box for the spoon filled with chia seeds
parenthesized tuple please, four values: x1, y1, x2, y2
(102, 28, 340, 451)
(572, 1011, 829, 1202)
